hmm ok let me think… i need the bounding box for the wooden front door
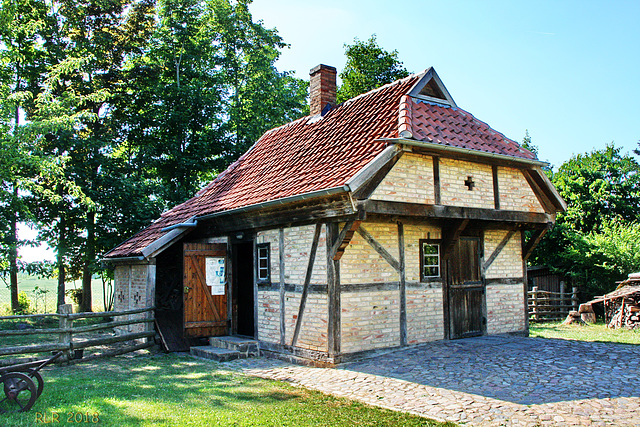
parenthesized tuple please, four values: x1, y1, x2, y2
(183, 243, 228, 338)
(448, 237, 485, 339)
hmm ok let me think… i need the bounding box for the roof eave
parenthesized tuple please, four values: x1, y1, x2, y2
(378, 137, 550, 168)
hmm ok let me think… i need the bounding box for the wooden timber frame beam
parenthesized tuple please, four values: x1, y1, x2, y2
(291, 223, 322, 347)
(330, 220, 362, 261)
(326, 223, 340, 357)
(441, 219, 469, 261)
(355, 226, 401, 272)
(523, 225, 552, 262)
(483, 229, 517, 272)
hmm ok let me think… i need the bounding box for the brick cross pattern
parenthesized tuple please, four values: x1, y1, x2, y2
(117, 290, 125, 303)
(464, 176, 475, 190)
(133, 292, 142, 305)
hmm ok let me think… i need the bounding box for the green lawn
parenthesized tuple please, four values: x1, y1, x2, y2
(529, 321, 640, 345)
(1, 353, 452, 427)
(1, 274, 107, 314)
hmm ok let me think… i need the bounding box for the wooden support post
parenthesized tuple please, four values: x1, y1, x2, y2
(279, 228, 286, 346)
(58, 304, 72, 364)
(560, 281, 566, 311)
(433, 156, 441, 205)
(291, 224, 322, 347)
(572, 287, 579, 311)
(532, 286, 538, 321)
(398, 222, 406, 346)
(492, 165, 500, 210)
(327, 223, 340, 357)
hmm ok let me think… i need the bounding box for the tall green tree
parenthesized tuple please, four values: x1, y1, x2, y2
(0, 0, 54, 311)
(337, 35, 409, 103)
(120, 0, 308, 208)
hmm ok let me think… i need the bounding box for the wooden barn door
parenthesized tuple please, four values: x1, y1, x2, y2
(183, 243, 228, 338)
(448, 237, 485, 339)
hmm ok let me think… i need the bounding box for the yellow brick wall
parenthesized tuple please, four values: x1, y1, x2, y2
(370, 153, 435, 204)
(284, 292, 328, 352)
(498, 167, 545, 213)
(113, 264, 152, 333)
(406, 287, 444, 343)
(486, 284, 526, 334)
(484, 230, 523, 279)
(257, 290, 280, 344)
(256, 225, 327, 285)
(341, 290, 400, 353)
(340, 222, 400, 285)
(440, 158, 494, 209)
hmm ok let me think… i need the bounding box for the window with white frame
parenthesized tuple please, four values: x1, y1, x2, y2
(420, 240, 441, 280)
(257, 243, 270, 283)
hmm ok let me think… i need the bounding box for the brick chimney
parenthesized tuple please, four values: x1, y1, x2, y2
(309, 64, 337, 116)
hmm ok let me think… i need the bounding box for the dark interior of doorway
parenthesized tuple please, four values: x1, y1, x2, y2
(233, 241, 255, 337)
(154, 243, 191, 351)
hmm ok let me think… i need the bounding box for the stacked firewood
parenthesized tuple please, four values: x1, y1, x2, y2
(607, 296, 640, 329)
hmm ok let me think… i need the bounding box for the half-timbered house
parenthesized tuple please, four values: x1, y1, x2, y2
(104, 64, 566, 365)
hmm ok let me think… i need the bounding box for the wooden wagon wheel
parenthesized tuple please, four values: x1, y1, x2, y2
(26, 369, 44, 398)
(0, 372, 37, 413)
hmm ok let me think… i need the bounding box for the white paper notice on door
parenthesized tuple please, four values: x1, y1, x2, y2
(205, 257, 226, 295)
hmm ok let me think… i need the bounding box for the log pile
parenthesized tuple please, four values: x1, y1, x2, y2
(588, 272, 640, 330)
(607, 297, 640, 329)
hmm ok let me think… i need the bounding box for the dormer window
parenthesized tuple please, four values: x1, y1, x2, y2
(408, 67, 457, 108)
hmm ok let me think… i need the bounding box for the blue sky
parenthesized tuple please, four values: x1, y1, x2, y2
(19, 0, 640, 263)
(250, 0, 640, 168)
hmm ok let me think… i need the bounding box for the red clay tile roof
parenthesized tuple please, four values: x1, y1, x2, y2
(399, 95, 536, 160)
(105, 71, 536, 258)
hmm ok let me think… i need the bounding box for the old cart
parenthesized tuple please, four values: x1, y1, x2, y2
(0, 351, 63, 413)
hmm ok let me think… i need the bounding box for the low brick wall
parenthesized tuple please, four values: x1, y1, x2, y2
(113, 263, 155, 333)
(486, 283, 526, 334)
(341, 290, 401, 353)
(407, 285, 444, 344)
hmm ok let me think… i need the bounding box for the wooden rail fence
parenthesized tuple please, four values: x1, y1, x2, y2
(528, 285, 579, 320)
(0, 304, 155, 366)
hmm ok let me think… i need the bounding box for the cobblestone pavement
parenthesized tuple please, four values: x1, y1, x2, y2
(225, 336, 640, 426)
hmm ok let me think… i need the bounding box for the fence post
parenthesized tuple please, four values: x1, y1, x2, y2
(58, 304, 73, 364)
(532, 286, 538, 321)
(572, 287, 579, 311)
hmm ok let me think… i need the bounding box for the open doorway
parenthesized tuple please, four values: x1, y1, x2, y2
(232, 241, 255, 337)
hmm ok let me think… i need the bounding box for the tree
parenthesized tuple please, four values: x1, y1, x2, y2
(120, 0, 308, 207)
(529, 144, 640, 298)
(521, 130, 538, 159)
(337, 35, 409, 103)
(0, 0, 54, 311)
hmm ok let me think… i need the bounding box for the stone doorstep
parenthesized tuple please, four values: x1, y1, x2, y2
(209, 336, 260, 357)
(190, 346, 243, 362)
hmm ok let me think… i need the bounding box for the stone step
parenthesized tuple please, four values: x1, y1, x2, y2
(190, 346, 243, 362)
(209, 336, 259, 357)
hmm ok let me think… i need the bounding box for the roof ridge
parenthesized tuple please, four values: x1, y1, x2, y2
(341, 73, 420, 108)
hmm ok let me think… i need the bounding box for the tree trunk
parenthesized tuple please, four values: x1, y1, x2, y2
(57, 208, 66, 311)
(80, 210, 95, 312)
(9, 184, 19, 312)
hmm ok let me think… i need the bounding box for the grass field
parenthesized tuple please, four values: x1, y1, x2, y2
(1, 274, 108, 314)
(1, 353, 452, 427)
(529, 321, 640, 345)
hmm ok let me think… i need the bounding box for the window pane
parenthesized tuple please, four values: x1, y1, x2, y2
(259, 247, 268, 258)
(424, 255, 438, 266)
(424, 266, 439, 277)
(260, 259, 267, 268)
(423, 244, 439, 255)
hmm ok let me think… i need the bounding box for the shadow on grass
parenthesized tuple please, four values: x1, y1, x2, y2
(1, 354, 443, 427)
